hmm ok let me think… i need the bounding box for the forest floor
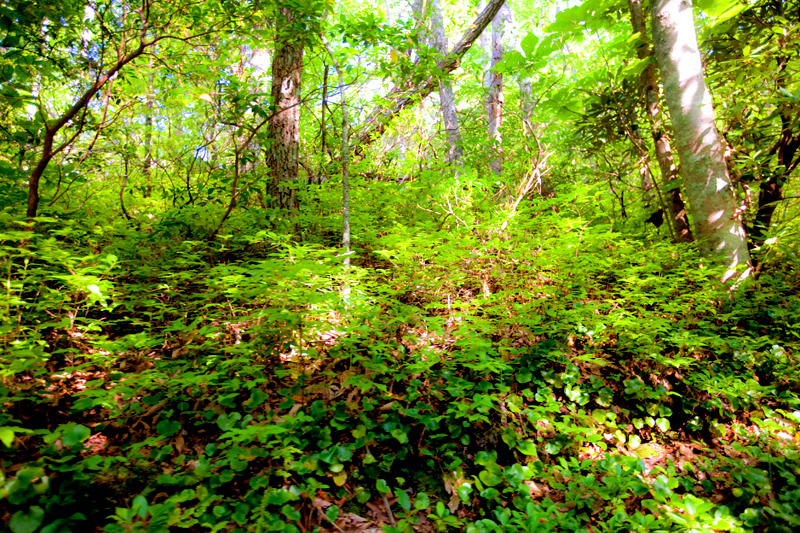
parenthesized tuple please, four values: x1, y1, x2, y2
(2, 214, 800, 533)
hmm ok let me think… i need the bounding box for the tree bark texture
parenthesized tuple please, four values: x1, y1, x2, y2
(266, 5, 303, 211)
(486, 2, 510, 175)
(354, 0, 506, 151)
(429, 0, 463, 163)
(650, 0, 750, 279)
(412, 0, 464, 163)
(628, 0, 692, 242)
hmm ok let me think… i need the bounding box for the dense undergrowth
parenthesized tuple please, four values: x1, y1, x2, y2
(2, 187, 800, 533)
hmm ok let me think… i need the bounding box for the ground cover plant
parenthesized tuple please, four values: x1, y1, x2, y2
(2, 202, 800, 532)
(2, 0, 800, 532)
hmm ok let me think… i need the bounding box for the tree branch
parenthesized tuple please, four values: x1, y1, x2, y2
(353, 0, 506, 151)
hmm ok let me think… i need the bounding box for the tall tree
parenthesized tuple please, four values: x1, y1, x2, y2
(650, 0, 750, 279)
(266, 1, 305, 211)
(412, 0, 464, 164)
(143, 64, 155, 198)
(505, 7, 534, 135)
(22, 5, 150, 219)
(628, 0, 692, 242)
(8, 0, 227, 220)
(355, 0, 506, 150)
(485, 2, 511, 175)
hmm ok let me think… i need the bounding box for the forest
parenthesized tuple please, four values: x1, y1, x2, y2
(1, 0, 799, 531)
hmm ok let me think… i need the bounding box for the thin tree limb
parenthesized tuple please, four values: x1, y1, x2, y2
(353, 0, 506, 152)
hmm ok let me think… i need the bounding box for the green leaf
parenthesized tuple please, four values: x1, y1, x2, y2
(394, 488, 411, 511)
(376, 479, 390, 494)
(282, 503, 301, 521)
(156, 419, 181, 437)
(391, 428, 408, 444)
(356, 489, 371, 504)
(656, 418, 670, 432)
(337, 446, 353, 461)
(87, 284, 102, 297)
(521, 33, 539, 57)
(517, 440, 539, 456)
(61, 424, 91, 447)
(233, 502, 250, 525)
(216, 412, 242, 431)
(133, 495, 148, 519)
(478, 462, 503, 487)
(516, 369, 532, 384)
(265, 489, 298, 506)
(0, 427, 14, 447)
(480, 488, 500, 499)
(684, 495, 701, 516)
(10, 506, 45, 533)
(247, 388, 268, 408)
(325, 504, 340, 523)
(213, 505, 228, 518)
(544, 441, 562, 454)
(779, 87, 796, 101)
(623, 57, 652, 77)
(413, 492, 430, 512)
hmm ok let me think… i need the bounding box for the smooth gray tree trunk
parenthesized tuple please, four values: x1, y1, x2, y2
(486, 2, 511, 175)
(412, 0, 463, 163)
(354, 0, 506, 150)
(651, 0, 751, 280)
(503, 7, 533, 134)
(428, 0, 463, 163)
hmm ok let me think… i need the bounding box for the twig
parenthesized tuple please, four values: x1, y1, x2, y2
(382, 494, 396, 527)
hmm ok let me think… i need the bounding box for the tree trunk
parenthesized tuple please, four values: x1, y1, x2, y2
(628, 0, 692, 242)
(322, 37, 351, 269)
(479, 1, 491, 52)
(751, 1, 798, 243)
(354, 0, 506, 150)
(650, 0, 750, 280)
(266, 4, 303, 211)
(143, 65, 155, 198)
(503, 7, 534, 134)
(428, 0, 463, 163)
(26, 42, 148, 219)
(412, 0, 463, 163)
(486, 2, 510, 175)
(320, 63, 329, 182)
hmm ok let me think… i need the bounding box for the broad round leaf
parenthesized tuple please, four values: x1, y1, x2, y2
(10, 506, 44, 533)
(156, 420, 181, 437)
(61, 424, 91, 447)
